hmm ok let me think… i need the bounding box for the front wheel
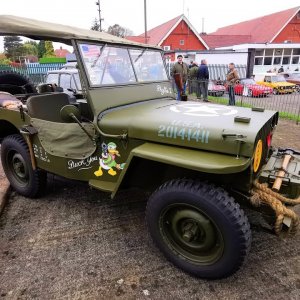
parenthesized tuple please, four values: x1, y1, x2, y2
(1, 134, 47, 198)
(146, 179, 251, 279)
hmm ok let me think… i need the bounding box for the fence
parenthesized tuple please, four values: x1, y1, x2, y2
(166, 63, 247, 81)
(0, 63, 65, 85)
(187, 79, 300, 124)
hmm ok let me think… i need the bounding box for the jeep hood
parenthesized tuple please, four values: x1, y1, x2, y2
(98, 100, 278, 158)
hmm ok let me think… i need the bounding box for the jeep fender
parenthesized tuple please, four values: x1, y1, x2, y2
(111, 142, 251, 198)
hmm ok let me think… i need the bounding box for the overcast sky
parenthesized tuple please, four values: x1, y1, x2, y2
(0, 0, 299, 51)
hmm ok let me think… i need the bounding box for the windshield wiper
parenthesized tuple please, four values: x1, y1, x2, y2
(91, 44, 107, 68)
(134, 48, 147, 63)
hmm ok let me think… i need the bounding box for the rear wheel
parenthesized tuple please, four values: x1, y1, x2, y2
(1, 134, 47, 198)
(146, 179, 251, 279)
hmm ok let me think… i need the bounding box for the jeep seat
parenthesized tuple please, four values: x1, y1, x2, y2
(26, 93, 70, 122)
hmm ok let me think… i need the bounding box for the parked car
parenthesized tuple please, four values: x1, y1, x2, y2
(0, 15, 299, 280)
(256, 73, 296, 94)
(46, 67, 82, 101)
(282, 72, 300, 92)
(208, 80, 226, 96)
(234, 78, 273, 97)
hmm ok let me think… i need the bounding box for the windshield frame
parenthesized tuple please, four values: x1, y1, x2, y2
(76, 41, 169, 89)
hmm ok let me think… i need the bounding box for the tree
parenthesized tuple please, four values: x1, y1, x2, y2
(21, 43, 38, 56)
(0, 53, 11, 65)
(3, 36, 23, 60)
(91, 18, 100, 31)
(107, 24, 133, 38)
(44, 41, 55, 57)
(38, 40, 46, 58)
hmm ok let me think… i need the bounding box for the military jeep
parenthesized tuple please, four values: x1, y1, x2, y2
(0, 16, 299, 279)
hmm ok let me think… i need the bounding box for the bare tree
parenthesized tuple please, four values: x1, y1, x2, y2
(107, 24, 133, 38)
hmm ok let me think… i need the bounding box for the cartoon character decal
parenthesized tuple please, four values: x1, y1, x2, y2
(94, 142, 126, 177)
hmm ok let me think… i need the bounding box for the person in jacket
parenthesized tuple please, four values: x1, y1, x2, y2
(197, 59, 209, 102)
(171, 55, 189, 100)
(226, 63, 239, 106)
(188, 62, 198, 96)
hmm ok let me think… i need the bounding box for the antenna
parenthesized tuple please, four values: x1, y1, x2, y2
(187, 7, 189, 19)
(182, 0, 185, 14)
(144, 0, 147, 44)
(95, 1, 104, 32)
(202, 17, 205, 33)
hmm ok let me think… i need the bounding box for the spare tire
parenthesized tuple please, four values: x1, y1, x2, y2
(0, 71, 36, 94)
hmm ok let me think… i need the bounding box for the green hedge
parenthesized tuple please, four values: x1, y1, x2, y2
(39, 57, 66, 64)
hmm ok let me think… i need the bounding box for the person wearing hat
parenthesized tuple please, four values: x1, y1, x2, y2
(171, 55, 189, 100)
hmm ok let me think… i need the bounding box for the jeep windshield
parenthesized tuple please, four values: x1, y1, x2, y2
(78, 43, 168, 86)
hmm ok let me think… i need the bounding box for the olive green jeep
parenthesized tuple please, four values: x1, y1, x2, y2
(0, 16, 299, 279)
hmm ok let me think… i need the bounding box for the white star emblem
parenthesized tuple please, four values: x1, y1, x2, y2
(170, 103, 238, 117)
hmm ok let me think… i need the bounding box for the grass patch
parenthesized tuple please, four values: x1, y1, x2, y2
(206, 95, 299, 122)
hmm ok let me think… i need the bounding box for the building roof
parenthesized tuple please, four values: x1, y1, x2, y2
(212, 6, 300, 43)
(127, 15, 209, 49)
(0, 15, 159, 49)
(54, 47, 71, 58)
(200, 34, 252, 49)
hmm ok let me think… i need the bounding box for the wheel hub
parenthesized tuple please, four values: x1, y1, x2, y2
(161, 204, 224, 264)
(11, 153, 28, 181)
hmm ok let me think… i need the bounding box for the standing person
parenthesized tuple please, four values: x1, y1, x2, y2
(278, 66, 284, 73)
(197, 59, 209, 102)
(171, 55, 189, 101)
(188, 62, 198, 95)
(226, 63, 239, 106)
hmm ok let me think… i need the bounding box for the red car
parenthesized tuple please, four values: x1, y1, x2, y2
(208, 80, 226, 97)
(234, 78, 273, 97)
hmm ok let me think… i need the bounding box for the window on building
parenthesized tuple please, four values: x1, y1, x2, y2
(282, 56, 291, 65)
(273, 57, 282, 65)
(263, 57, 272, 65)
(179, 40, 185, 45)
(293, 49, 300, 55)
(292, 56, 299, 64)
(164, 46, 171, 51)
(255, 49, 264, 56)
(265, 49, 274, 56)
(274, 49, 283, 56)
(284, 49, 292, 55)
(254, 57, 263, 65)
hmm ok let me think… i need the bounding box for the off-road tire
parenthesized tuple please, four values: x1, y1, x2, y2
(146, 179, 251, 279)
(1, 134, 47, 198)
(0, 71, 36, 94)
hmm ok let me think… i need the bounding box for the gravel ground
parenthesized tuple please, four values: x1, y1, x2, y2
(0, 119, 299, 300)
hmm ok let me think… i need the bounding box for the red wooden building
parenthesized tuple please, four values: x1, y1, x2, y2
(126, 15, 208, 61)
(201, 6, 300, 49)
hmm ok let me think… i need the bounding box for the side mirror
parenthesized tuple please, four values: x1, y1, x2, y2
(60, 105, 94, 142)
(60, 104, 81, 123)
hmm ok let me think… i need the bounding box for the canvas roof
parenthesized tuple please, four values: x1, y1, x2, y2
(0, 15, 160, 49)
